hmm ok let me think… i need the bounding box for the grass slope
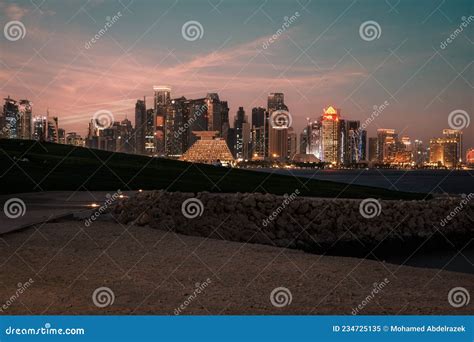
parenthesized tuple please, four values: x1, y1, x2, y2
(0, 139, 429, 199)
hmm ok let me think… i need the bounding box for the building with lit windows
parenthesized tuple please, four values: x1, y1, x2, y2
(267, 93, 289, 161)
(467, 148, 474, 165)
(180, 131, 234, 165)
(1, 96, 19, 139)
(321, 106, 341, 165)
(18, 99, 32, 139)
(376, 129, 397, 163)
(32, 115, 47, 141)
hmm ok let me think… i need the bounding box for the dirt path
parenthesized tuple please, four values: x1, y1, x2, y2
(0, 220, 472, 315)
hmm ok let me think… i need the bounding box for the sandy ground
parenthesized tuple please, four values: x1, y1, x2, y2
(0, 219, 472, 315)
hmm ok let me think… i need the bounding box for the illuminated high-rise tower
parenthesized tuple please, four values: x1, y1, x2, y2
(1, 96, 19, 138)
(267, 93, 289, 160)
(153, 86, 171, 109)
(18, 99, 32, 139)
(377, 128, 397, 163)
(321, 106, 341, 165)
(153, 86, 171, 156)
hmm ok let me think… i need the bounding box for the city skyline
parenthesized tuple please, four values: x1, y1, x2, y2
(0, 1, 472, 149)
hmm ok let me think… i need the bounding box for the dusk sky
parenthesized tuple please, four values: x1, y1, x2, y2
(1, 0, 472, 150)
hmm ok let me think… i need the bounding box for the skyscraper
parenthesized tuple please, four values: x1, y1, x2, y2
(467, 148, 474, 165)
(153, 86, 171, 110)
(377, 129, 397, 163)
(251, 126, 265, 160)
(32, 115, 47, 141)
(343, 120, 366, 165)
(299, 126, 309, 155)
(413, 140, 427, 166)
(267, 93, 286, 113)
(47, 116, 59, 143)
(165, 97, 189, 156)
(368, 137, 378, 162)
(153, 86, 170, 156)
(145, 108, 156, 155)
(287, 127, 297, 159)
(442, 129, 462, 165)
(267, 93, 289, 160)
(18, 99, 32, 139)
(134, 98, 147, 154)
(251, 107, 266, 128)
(305, 119, 322, 160)
(1, 96, 19, 139)
(186, 98, 208, 149)
(321, 106, 341, 165)
(233, 107, 250, 159)
(429, 129, 463, 168)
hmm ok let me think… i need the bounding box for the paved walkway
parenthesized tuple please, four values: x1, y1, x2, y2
(0, 191, 137, 235)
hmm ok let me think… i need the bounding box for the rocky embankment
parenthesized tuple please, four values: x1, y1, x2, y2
(114, 191, 473, 256)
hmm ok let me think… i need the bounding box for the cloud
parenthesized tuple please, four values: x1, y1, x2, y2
(3, 4, 28, 20)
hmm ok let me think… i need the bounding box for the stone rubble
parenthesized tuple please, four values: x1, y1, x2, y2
(113, 191, 473, 254)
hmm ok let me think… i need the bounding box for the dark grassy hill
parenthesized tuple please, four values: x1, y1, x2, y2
(0, 139, 430, 199)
